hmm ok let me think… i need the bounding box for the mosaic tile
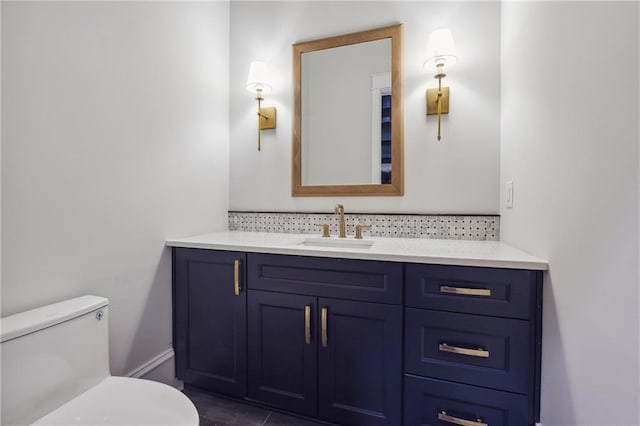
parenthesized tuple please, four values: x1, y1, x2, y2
(228, 212, 499, 241)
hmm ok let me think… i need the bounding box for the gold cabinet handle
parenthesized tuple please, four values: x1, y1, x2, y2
(321, 307, 328, 348)
(438, 411, 487, 426)
(304, 305, 311, 345)
(439, 343, 489, 358)
(440, 285, 491, 297)
(233, 260, 240, 296)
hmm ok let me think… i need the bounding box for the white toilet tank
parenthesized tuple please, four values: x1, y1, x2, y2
(1, 295, 111, 425)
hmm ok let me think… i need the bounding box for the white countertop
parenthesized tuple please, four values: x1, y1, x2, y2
(166, 231, 548, 270)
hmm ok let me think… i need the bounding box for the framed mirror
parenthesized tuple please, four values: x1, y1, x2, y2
(292, 24, 403, 196)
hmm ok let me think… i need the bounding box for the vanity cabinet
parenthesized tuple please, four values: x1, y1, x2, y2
(173, 249, 247, 398)
(247, 254, 402, 426)
(172, 248, 543, 426)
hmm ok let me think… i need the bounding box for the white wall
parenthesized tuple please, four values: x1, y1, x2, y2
(500, 2, 639, 425)
(230, 1, 501, 214)
(1, 1, 230, 382)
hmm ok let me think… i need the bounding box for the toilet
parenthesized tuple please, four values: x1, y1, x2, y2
(0, 295, 199, 425)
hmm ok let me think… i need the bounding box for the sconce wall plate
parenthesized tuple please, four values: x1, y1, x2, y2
(426, 87, 449, 115)
(259, 106, 277, 130)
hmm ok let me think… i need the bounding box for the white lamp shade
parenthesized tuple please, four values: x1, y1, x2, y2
(424, 28, 458, 70)
(246, 61, 272, 93)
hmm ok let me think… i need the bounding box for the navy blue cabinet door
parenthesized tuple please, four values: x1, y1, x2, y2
(247, 290, 318, 416)
(318, 298, 402, 426)
(173, 248, 247, 398)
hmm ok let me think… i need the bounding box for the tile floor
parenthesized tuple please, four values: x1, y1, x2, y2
(183, 387, 324, 426)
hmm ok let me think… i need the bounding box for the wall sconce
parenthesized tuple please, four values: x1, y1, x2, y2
(246, 61, 276, 151)
(424, 28, 458, 141)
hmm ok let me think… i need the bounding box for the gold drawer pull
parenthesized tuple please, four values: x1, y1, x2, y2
(440, 285, 491, 297)
(439, 343, 489, 358)
(321, 307, 328, 348)
(233, 260, 241, 296)
(304, 305, 311, 345)
(438, 411, 488, 426)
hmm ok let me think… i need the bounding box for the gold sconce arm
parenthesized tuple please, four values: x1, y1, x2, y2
(426, 63, 450, 141)
(254, 94, 276, 152)
(436, 68, 443, 140)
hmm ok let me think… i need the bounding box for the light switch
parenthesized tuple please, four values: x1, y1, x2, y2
(506, 181, 514, 208)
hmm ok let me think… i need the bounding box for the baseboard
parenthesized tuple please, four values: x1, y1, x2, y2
(127, 348, 175, 378)
(125, 348, 183, 389)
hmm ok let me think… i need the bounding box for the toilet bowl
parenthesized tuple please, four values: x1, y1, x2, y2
(0, 295, 199, 425)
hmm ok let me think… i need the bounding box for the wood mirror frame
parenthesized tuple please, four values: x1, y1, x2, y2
(292, 24, 404, 197)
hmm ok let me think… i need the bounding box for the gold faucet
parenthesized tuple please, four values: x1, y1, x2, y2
(334, 204, 346, 238)
(354, 224, 371, 239)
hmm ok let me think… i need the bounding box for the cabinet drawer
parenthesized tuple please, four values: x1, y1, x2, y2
(405, 264, 537, 319)
(404, 375, 530, 426)
(248, 253, 403, 304)
(405, 308, 531, 394)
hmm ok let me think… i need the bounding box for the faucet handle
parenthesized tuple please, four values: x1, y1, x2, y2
(354, 224, 372, 239)
(315, 223, 331, 238)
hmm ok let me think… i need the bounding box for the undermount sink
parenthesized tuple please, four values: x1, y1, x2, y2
(297, 237, 375, 249)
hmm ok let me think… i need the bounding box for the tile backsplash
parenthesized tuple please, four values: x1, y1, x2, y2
(228, 212, 499, 241)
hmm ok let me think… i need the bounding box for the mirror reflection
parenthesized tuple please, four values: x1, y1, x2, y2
(301, 39, 392, 186)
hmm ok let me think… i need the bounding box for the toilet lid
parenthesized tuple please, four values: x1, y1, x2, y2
(32, 376, 199, 426)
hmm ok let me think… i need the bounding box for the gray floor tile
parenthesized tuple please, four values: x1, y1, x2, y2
(264, 412, 323, 426)
(183, 387, 270, 426)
